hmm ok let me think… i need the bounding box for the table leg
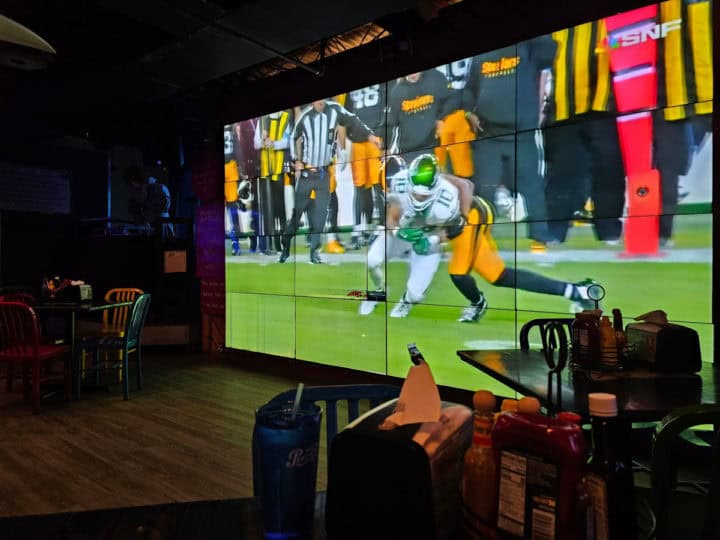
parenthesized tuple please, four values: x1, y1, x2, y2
(70, 311, 79, 400)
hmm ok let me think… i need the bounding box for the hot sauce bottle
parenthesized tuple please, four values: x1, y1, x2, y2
(584, 393, 637, 540)
(462, 390, 499, 539)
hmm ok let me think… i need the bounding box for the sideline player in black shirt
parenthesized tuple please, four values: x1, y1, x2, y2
(345, 84, 387, 249)
(463, 37, 556, 247)
(388, 70, 460, 159)
(543, 20, 625, 245)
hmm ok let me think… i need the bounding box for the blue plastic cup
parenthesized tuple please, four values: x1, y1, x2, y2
(254, 401, 322, 540)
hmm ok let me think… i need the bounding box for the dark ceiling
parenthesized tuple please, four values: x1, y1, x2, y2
(0, 0, 418, 143)
(0, 0, 654, 156)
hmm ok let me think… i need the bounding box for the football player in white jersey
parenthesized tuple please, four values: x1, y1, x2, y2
(399, 154, 600, 322)
(359, 156, 443, 318)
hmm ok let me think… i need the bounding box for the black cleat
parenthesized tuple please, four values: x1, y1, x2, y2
(310, 249, 322, 264)
(278, 246, 290, 263)
(458, 296, 488, 323)
(570, 278, 601, 313)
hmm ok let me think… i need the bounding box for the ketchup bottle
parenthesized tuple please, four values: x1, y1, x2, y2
(557, 411, 595, 540)
(492, 409, 587, 539)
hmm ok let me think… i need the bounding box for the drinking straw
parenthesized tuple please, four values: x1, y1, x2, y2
(290, 382, 304, 421)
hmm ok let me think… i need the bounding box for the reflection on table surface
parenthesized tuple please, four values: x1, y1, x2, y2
(458, 348, 719, 421)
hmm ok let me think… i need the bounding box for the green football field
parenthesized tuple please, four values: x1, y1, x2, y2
(226, 214, 713, 394)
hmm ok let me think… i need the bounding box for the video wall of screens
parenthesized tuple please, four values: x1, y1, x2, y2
(224, 0, 714, 392)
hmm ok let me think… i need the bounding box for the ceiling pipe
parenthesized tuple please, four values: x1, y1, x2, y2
(160, 3, 323, 77)
(216, 19, 323, 77)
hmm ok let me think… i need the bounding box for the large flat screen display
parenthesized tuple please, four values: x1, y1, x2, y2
(223, 0, 713, 393)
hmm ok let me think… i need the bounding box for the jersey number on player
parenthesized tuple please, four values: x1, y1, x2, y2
(436, 188, 454, 208)
(224, 129, 234, 154)
(350, 86, 380, 110)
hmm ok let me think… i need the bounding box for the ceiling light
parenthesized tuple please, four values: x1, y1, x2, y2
(0, 14, 56, 70)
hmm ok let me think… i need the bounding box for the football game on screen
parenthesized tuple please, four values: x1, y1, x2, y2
(223, 0, 713, 391)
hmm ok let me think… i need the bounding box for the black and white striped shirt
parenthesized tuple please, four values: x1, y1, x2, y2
(290, 101, 373, 168)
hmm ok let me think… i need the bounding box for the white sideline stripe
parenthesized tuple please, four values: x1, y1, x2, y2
(226, 248, 712, 265)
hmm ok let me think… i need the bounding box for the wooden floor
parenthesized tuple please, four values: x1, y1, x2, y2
(0, 352, 341, 518)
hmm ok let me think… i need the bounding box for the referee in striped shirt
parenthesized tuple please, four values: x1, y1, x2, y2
(279, 99, 381, 264)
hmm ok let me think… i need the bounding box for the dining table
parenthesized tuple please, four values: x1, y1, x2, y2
(457, 348, 720, 421)
(34, 300, 133, 355)
(33, 300, 133, 398)
(0, 485, 662, 539)
(0, 492, 329, 540)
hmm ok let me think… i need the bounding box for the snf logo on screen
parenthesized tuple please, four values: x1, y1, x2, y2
(605, 19, 682, 48)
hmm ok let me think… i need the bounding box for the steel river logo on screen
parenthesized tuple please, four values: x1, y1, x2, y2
(605, 19, 682, 48)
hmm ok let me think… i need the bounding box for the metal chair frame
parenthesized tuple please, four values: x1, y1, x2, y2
(0, 301, 71, 413)
(651, 404, 720, 540)
(75, 293, 151, 400)
(519, 318, 573, 414)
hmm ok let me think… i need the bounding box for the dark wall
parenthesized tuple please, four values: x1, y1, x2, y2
(0, 143, 109, 219)
(74, 235, 199, 325)
(0, 211, 80, 290)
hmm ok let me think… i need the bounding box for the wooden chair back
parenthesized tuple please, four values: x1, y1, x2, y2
(103, 288, 144, 331)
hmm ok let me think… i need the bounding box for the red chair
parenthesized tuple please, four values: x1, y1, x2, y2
(0, 293, 36, 305)
(0, 293, 36, 392)
(0, 301, 71, 414)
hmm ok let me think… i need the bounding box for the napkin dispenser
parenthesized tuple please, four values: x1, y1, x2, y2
(625, 310, 701, 372)
(55, 284, 93, 302)
(77, 284, 93, 302)
(325, 400, 472, 540)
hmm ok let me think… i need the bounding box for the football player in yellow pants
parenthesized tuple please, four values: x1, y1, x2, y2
(224, 160, 242, 256)
(349, 138, 383, 249)
(434, 109, 475, 178)
(399, 154, 601, 322)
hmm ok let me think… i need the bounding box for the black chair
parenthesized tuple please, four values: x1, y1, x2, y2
(519, 318, 573, 413)
(650, 404, 720, 540)
(75, 293, 152, 400)
(253, 384, 401, 496)
(519, 317, 574, 354)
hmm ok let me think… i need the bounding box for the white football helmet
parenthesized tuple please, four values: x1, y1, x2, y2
(237, 179, 254, 207)
(382, 155, 408, 194)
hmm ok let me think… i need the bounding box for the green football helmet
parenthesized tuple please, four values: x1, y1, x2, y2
(408, 154, 439, 211)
